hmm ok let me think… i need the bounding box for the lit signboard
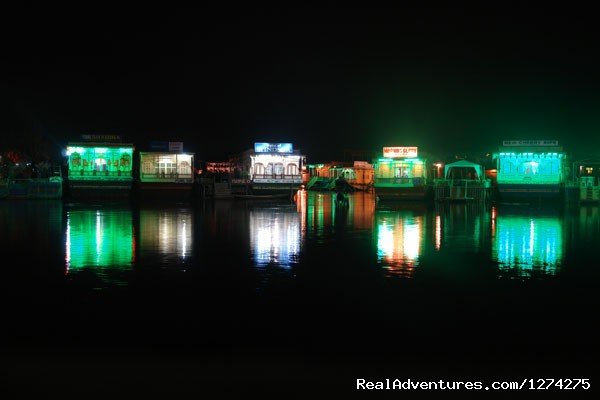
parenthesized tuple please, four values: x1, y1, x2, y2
(254, 142, 293, 153)
(383, 147, 418, 158)
(168, 142, 183, 152)
(502, 140, 558, 146)
(80, 134, 122, 142)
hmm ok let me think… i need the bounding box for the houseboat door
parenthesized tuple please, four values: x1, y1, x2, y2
(395, 166, 409, 179)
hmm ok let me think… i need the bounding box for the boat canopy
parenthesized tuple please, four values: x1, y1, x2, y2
(444, 160, 484, 180)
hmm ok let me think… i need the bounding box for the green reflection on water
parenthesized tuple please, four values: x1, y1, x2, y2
(66, 210, 134, 270)
(492, 213, 563, 276)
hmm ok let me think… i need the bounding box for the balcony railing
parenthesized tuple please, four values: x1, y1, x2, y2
(253, 173, 300, 179)
(141, 172, 193, 179)
(374, 177, 425, 186)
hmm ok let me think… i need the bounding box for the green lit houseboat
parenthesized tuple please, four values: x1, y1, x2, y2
(138, 151, 195, 199)
(373, 146, 429, 201)
(65, 136, 134, 198)
(495, 140, 567, 202)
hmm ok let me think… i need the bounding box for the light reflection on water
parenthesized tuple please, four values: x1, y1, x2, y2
(375, 207, 424, 278)
(139, 208, 194, 266)
(491, 206, 564, 278)
(249, 207, 302, 269)
(305, 191, 375, 239)
(434, 203, 490, 253)
(33, 194, 600, 288)
(65, 208, 134, 286)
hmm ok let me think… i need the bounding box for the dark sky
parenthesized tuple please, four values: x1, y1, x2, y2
(1, 5, 599, 161)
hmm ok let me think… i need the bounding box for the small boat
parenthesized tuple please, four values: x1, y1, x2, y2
(335, 191, 349, 207)
(233, 193, 291, 200)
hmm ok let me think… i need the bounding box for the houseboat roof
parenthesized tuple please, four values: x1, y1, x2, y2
(498, 145, 564, 153)
(444, 160, 484, 179)
(139, 151, 194, 155)
(67, 142, 134, 148)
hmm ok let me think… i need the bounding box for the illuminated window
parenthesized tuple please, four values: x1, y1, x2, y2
(179, 161, 191, 175)
(255, 163, 265, 175)
(274, 163, 284, 175)
(286, 163, 298, 175)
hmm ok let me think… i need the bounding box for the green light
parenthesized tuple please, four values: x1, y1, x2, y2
(66, 209, 134, 270)
(492, 214, 563, 276)
(68, 145, 134, 181)
(497, 153, 563, 184)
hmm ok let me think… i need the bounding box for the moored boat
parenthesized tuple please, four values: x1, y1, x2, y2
(373, 146, 429, 201)
(65, 135, 134, 198)
(495, 140, 567, 202)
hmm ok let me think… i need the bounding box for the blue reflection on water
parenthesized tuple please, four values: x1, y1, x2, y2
(492, 207, 563, 278)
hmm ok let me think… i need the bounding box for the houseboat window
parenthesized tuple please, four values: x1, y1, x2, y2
(158, 158, 176, 176)
(274, 163, 284, 175)
(255, 163, 265, 175)
(524, 161, 538, 175)
(120, 154, 132, 170)
(179, 161, 191, 175)
(551, 159, 559, 174)
(95, 158, 107, 171)
(70, 153, 81, 168)
(142, 161, 155, 174)
(265, 163, 273, 175)
(286, 163, 298, 175)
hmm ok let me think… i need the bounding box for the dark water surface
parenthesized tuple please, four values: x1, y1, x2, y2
(1, 192, 598, 394)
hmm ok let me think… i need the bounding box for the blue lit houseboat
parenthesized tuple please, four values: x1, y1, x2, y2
(495, 140, 567, 202)
(235, 142, 304, 198)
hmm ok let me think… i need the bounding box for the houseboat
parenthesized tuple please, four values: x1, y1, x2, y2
(306, 161, 374, 192)
(373, 146, 429, 201)
(234, 142, 304, 198)
(433, 160, 491, 202)
(0, 163, 63, 199)
(570, 158, 600, 203)
(495, 140, 567, 202)
(138, 144, 194, 200)
(65, 135, 134, 198)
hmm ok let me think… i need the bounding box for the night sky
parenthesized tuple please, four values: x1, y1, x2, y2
(2, 5, 599, 162)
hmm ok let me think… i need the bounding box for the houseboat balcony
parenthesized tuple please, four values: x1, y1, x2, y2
(140, 172, 194, 183)
(374, 178, 428, 201)
(69, 170, 133, 180)
(252, 174, 302, 184)
(374, 177, 425, 187)
(433, 179, 490, 202)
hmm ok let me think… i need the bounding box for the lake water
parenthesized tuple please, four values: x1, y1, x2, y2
(1, 191, 598, 394)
